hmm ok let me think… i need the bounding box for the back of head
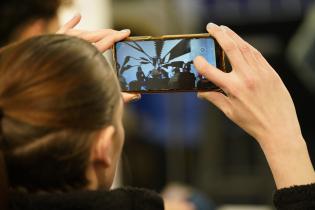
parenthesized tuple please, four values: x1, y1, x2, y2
(0, 0, 63, 47)
(0, 34, 121, 198)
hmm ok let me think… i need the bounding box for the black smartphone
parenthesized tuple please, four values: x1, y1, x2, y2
(113, 34, 226, 93)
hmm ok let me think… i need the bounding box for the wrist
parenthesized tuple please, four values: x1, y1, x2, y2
(258, 133, 305, 156)
(258, 135, 315, 189)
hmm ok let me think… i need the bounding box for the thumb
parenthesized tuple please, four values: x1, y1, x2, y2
(194, 56, 228, 90)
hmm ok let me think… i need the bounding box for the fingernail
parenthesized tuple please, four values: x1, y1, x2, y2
(207, 22, 218, 30)
(120, 29, 130, 34)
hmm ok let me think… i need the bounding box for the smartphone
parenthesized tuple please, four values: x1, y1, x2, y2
(113, 34, 226, 93)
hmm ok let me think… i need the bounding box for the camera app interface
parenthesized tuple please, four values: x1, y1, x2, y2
(115, 37, 217, 91)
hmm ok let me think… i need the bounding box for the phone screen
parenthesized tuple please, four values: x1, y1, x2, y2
(114, 36, 221, 92)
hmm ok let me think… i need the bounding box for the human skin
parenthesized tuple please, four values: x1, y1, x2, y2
(194, 23, 315, 189)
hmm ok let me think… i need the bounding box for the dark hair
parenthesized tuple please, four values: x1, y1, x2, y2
(0, 34, 121, 202)
(0, 0, 63, 47)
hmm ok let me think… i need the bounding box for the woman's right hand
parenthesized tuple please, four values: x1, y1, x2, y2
(194, 23, 315, 189)
(194, 23, 301, 147)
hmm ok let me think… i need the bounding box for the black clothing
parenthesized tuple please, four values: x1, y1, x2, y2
(274, 183, 315, 210)
(9, 184, 315, 210)
(10, 187, 164, 210)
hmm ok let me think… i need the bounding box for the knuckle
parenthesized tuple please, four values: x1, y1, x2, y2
(109, 30, 118, 35)
(269, 71, 281, 85)
(225, 83, 238, 97)
(209, 25, 221, 35)
(244, 76, 257, 90)
(107, 36, 116, 43)
(224, 27, 233, 35)
(240, 44, 251, 54)
(223, 42, 237, 53)
(223, 107, 233, 118)
(253, 49, 263, 58)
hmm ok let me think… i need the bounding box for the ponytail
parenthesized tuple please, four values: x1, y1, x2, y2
(0, 109, 9, 210)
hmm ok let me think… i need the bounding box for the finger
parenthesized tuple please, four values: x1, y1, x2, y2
(122, 93, 141, 103)
(95, 29, 131, 52)
(66, 29, 117, 42)
(79, 29, 117, 43)
(221, 26, 275, 72)
(63, 29, 90, 37)
(220, 26, 260, 69)
(198, 91, 230, 115)
(251, 48, 275, 72)
(194, 56, 228, 90)
(206, 23, 247, 70)
(57, 13, 82, 34)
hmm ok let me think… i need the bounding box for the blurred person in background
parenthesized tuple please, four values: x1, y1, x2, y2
(0, 0, 67, 47)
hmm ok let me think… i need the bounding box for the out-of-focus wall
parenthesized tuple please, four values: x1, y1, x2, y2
(58, 0, 114, 60)
(59, 0, 112, 29)
(113, 0, 204, 35)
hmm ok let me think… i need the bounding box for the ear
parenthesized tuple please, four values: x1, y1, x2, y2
(92, 126, 116, 167)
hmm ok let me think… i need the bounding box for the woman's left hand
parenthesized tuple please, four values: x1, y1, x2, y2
(58, 14, 140, 102)
(57, 14, 130, 52)
(121, 93, 141, 104)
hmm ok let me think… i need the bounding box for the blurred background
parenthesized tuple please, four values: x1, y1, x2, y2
(6, 0, 315, 209)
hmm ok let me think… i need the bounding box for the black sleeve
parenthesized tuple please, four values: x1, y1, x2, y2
(10, 187, 164, 210)
(273, 183, 315, 210)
